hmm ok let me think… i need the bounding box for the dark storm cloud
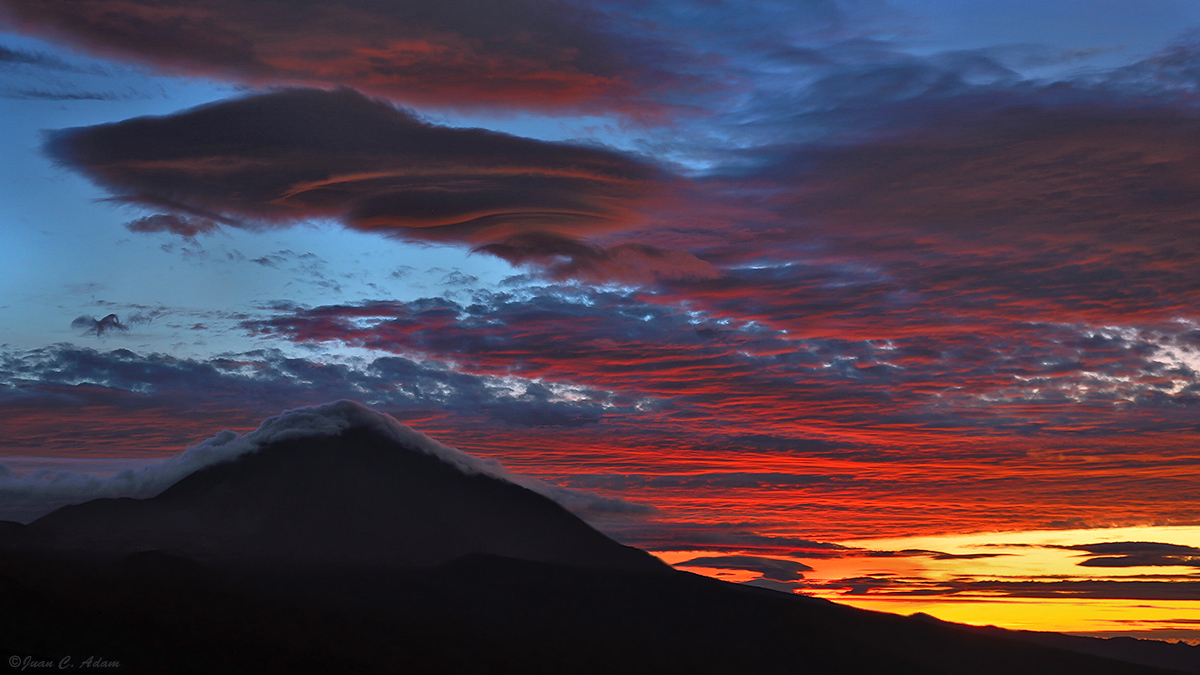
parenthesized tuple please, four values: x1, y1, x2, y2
(477, 231, 720, 284)
(1066, 541, 1200, 555)
(822, 576, 1200, 601)
(1057, 541, 1200, 568)
(125, 213, 221, 238)
(70, 313, 127, 336)
(0, 0, 687, 115)
(857, 549, 1009, 561)
(677, 555, 813, 581)
(46, 87, 665, 231)
(46, 87, 696, 283)
(618, 523, 850, 558)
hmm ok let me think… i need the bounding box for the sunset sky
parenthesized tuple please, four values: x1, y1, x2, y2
(2, 0, 1199, 640)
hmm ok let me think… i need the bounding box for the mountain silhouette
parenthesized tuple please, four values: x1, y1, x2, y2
(0, 402, 1192, 674)
(2, 401, 661, 573)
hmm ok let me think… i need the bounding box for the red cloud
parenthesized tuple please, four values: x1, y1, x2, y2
(48, 88, 668, 236)
(0, 0, 682, 116)
(47, 87, 712, 284)
(477, 232, 721, 284)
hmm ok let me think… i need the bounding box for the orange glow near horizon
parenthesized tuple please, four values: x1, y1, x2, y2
(659, 526, 1200, 643)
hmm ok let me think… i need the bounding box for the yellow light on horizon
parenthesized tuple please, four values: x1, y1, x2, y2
(656, 525, 1200, 642)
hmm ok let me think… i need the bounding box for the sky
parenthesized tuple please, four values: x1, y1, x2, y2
(2, 0, 1200, 641)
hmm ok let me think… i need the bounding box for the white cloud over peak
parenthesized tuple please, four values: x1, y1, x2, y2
(0, 400, 654, 523)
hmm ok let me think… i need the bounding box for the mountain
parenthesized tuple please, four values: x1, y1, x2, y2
(0, 402, 662, 573)
(0, 402, 1191, 674)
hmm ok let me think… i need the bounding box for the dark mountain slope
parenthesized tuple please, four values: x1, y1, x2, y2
(4, 425, 661, 573)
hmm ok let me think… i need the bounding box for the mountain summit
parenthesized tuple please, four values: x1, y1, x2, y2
(1, 401, 663, 573)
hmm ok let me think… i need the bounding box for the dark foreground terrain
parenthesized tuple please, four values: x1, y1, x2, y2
(1, 403, 1195, 674)
(3, 549, 1197, 675)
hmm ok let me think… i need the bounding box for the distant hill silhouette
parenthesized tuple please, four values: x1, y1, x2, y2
(0, 402, 1192, 674)
(911, 613, 1200, 675)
